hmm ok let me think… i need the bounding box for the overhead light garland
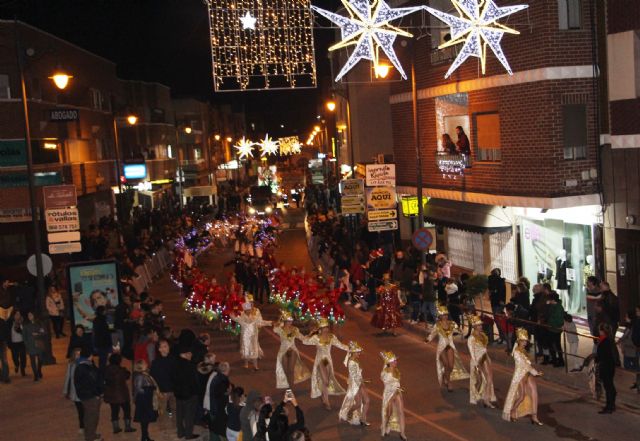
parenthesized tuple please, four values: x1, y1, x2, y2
(234, 136, 255, 159)
(425, 0, 529, 78)
(311, 0, 423, 81)
(205, 0, 317, 91)
(291, 141, 302, 154)
(259, 134, 279, 157)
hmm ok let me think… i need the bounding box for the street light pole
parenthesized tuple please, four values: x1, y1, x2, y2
(14, 21, 46, 314)
(411, 47, 426, 266)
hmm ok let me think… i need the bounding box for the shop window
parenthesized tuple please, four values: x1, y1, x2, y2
(558, 0, 582, 30)
(0, 233, 27, 257)
(490, 231, 517, 283)
(562, 104, 587, 159)
(474, 112, 501, 161)
(0, 74, 10, 99)
(447, 228, 484, 273)
(90, 88, 103, 110)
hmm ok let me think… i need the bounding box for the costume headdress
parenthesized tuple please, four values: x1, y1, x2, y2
(469, 314, 483, 327)
(436, 304, 449, 317)
(380, 351, 397, 364)
(516, 327, 529, 341)
(348, 341, 363, 353)
(317, 317, 330, 329)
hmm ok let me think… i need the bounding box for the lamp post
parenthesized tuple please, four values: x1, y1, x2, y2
(112, 112, 138, 217)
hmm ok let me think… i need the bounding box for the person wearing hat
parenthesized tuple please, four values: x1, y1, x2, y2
(426, 305, 469, 392)
(502, 328, 543, 425)
(273, 311, 311, 389)
(339, 341, 370, 426)
(230, 294, 272, 370)
(467, 315, 497, 407)
(370, 274, 404, 336)
(302, 317, 349, 410)
(380, 351, 406, 441)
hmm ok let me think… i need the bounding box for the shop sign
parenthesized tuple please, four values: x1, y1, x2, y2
(48, 231, 81, 243)
(49, 241, 82, 254)
(341, 193, 365, 214)
(0, 172, 61, 188)
(366, 186, 397, 209)
(0, 207, 32, 223)
(45, 208, 80, 232)
(342, 204, 365, 214)
(367, 219, 398, 232)
(0, 140, 26, 167)
(49, 108, 79, 122)
(365, 163, 395, 186)
(340, 179, 364, 196)
(43, 185, 77, 209)
(367, 209, 397, 221)
(400, 195, 429, 217)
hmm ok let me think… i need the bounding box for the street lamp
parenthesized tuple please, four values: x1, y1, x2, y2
(126, 115, 138, 126)
(214, 134, 221, 141)
(374, 63, 391, 79)
(184, 126, 192, 134)
(326, 100, 336, 112)
(49, 71, 73, 90)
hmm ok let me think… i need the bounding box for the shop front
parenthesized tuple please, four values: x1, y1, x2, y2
(515, 205, 602, 317)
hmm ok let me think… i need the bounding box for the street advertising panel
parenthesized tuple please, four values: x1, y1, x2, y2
(67, 260, 121, 332)
(365, 163, 396, 186)
(365, 186, 397, 210)
(43, 185, 77, 209)
(45, 208, 80, 232)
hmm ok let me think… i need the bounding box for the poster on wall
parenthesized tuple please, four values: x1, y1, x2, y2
(67, 260, 121, 332)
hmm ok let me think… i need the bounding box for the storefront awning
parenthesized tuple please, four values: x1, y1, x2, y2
(424, 199, 513, 234)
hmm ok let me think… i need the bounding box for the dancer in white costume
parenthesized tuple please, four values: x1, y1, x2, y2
(272, 311, 310, 389)
(467, 315, 497, 407)
(380, 351, 407, 441)
(303, 317, 349, 410)
(338, 341, 370, 426)
(230, 294, 272, 370)
(502, 328, 544, 425)
(426, 305, 469, 391)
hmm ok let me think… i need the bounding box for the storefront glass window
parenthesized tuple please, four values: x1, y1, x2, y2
(520, 218, 593, 316)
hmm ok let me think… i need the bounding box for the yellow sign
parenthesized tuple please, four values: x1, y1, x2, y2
(400, 195, 428, 217)
(367, 209, 397, 221)
(366, 186, 396, 209)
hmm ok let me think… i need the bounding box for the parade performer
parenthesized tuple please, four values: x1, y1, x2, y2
(502, 328, 543, 425)
(303, 318, 349, 410)
(272, 311, 311, 389)
(338, 341, 370, 426)
(230, 294, 272, 370)
(427, 305, 469, 392)
(380, 351, 407, 441)
(370, 274, 404, 335)
(468, 315, 497, 407)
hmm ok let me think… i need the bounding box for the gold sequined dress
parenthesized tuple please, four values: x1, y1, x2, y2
(502, 342, 540, 421)
(339, 357, 364, 424)
(468, 332, 496, 405)
(303, 333, 349, 399)
(273, 324, 311, 389)
(427, 321, 469, 385)
(380, 366, 402, 436)
(231, 308, 270, 360)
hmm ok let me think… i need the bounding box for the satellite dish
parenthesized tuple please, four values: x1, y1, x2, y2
(27, 254, 53, 277)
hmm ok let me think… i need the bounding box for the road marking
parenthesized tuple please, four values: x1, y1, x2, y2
(264, 326, 472, 441)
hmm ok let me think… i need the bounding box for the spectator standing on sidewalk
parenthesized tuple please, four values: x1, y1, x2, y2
(600, 282, 620, 338)
(173, 347, 200, 440)
(624, 306, 640, 392)
(133, 359, 159, 441)
(545, 293, 565, 368)
(226, 386, 246, 441)
(104, 353, 136, 434)
(150, 338, 176, 416)
(586, 276, 602, 336)
(63, 348, 84, 434)
(67, 325, 91, 359)
(596, 323, 617, 414)
(92, 305, 112, 382)
(488, 268, 506, 344)
(0, 316, 10, 383)
(419, 265, 437, 325)
(8, 310, 26, 377)
(23, 311, 46, 381)
(74, 347, 103, 441)
(209, 361, 231, 441)
(46, 286, 66, 338)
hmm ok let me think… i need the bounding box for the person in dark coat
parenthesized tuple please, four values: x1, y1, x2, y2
(22, 311, 45, 381)
(0, 316, 10, 383)
(209, 361, 231, 441)
(133, 359, 158, 441)
(74, 347, 103, 441)
(268, 391, 306, 441)
(92, 306, 112, 382)
(150, 339, 176, 415)
(488, 268, 507, 344)
(104, 353, 136, 434)
(67, 325, 92, 359)
(596, 323, 617, 414)
(172, 347, 200, 440)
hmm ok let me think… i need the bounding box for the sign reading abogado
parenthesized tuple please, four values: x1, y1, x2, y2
(366, 186, 397, 210)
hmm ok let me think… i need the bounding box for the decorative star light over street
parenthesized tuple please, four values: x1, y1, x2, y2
(311, 0, 423, 81)
(234, 137, 255, 159)
(291, 141, 302, 154)
(425, 0, 528, 78)
(240, 11, 257, 30)
(258, 134, 279, 157)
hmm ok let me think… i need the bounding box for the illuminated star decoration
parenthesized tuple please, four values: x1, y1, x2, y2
(258, 134, 279, 157)
(425, 0, 528, 78)
(311, 0, 423, 81)
(234, 137, 255, 159)
(240, 11, 257, 30)
(291, 141, 302, 154)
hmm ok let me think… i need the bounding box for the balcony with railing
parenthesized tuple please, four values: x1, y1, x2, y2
(435, 152, 471, 179)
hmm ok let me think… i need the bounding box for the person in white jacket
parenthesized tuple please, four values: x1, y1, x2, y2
(46, 286, 65, 338)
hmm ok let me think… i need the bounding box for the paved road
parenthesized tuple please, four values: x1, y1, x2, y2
(2, 207, 639, 441)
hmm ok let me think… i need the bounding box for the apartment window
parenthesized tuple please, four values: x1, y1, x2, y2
(563, 104, 587, 159)
(0, 74, 10, 99)
(90, 88, 103, 110)
(0, 233, 27, 257)
(558, 0, 582, 30)
(475, 112, 501, 161)
(31, 78, 42, 100)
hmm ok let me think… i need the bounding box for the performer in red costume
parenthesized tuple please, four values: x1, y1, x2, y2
(371, 273, 404, 335)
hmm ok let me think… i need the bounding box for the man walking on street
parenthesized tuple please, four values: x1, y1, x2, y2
(173, 347, 200, 440)
(74, 347, 103, 441)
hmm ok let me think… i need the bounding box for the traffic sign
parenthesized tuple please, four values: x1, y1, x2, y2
(48, 231, 81, 243)
(45, 208, 79, 232)
(49, 241, 82, 254)
(26, 253, 53, 276)
(412, 228, 434, 251)
(367, 219, 398, 232)
(367, 209, 398, 221)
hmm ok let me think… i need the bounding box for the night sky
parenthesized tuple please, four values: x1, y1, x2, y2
(0, 0, 338, 136)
